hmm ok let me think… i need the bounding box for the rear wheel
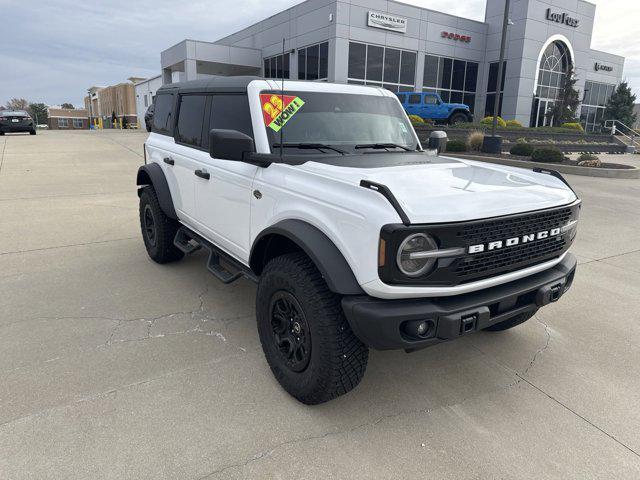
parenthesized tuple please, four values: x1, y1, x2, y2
(29, 130, 36, 135)
(256, 252, 369, 404)
(484, 310, 536, 332)
(139, 186, 184, 264)
(449, 112, 470, 125)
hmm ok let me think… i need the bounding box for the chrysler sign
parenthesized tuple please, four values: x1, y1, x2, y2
(367, 11, 408, 33)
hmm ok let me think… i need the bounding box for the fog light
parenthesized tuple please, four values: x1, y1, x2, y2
(402, 319, 436, 340)
(417, 322, 429, 336)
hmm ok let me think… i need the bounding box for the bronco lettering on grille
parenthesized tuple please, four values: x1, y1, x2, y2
(468, 228, 561, 254)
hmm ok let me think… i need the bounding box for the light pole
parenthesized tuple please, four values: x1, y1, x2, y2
(482, 0, 511, 153)
(87, 89, 95, 129)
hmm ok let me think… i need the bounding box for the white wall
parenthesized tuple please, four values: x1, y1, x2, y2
(134, 76, 162, 128)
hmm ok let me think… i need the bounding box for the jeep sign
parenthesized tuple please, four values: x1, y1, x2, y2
(367, 11, 407, 33)
(546, 8, 579, 28)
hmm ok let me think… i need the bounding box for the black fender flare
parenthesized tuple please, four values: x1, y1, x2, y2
(136, 163, 178, 220)
(250, 219, 364, 295)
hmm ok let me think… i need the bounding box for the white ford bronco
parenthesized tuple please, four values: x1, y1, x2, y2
(137, 77, 579, 404)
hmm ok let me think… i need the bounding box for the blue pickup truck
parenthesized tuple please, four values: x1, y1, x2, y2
(396, 92, 472, 125)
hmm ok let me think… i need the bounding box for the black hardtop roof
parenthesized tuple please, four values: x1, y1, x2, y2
(157, 76, 262, 95)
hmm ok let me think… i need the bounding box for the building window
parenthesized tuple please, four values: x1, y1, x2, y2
(58, 118, 69, 128)
(298, 42, 328, 81)
(347, 42, 417, 92)
(264, 53, 290, 79)
(423, 55, 478, 113)
(144, 95, 148, 108)
(580, 81, 615, 133)
(485, 61, 507, 117)
(72, 118, 83, 129)
(531, 41, 571, 127)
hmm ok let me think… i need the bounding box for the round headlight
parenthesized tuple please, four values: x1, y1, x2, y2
(396, 233, 438, 277)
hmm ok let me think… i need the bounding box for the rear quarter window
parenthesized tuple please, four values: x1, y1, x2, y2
(395, 93, 407, 103)
(176, 95, 207, 148)
(152, 93, 174, 135)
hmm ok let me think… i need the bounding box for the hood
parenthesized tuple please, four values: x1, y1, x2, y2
(297, 154, 577, 224)
(448, 103, 469, 110)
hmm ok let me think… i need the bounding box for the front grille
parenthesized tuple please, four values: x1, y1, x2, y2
(452, 206, 574, 283)
(379, 203, 580, 287)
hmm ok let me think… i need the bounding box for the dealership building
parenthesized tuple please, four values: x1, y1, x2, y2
(157, 0, 624, 131)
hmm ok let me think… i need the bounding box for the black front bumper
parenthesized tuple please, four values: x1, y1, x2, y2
(342, 254, 577, 351)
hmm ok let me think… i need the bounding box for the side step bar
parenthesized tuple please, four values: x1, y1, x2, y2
(174, 227, 258, 284)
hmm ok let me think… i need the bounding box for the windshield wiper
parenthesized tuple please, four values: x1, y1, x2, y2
(272, 143, 347, 155)
(354, 143, 414, 152)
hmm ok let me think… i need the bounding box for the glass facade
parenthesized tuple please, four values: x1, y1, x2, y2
(423, 55, 478, 113)
(531, 41, 571, 127)
(580, 81, 615, 133)
(347, 42, 417, 92)
(485, 61, 506, 117)
(298, 42, 329, 81)
(264, 53, 290, 79)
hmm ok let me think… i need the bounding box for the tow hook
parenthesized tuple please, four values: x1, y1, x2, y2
(549, 284, 562, 302)
(536, 281, 565, 306)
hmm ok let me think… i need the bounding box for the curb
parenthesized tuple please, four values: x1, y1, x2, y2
(450, 154, 640, 179)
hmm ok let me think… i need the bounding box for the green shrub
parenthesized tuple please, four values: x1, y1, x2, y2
(510, 143, 535, 156)
(516, 137, 527, 144)
(445, 139, 468, 152)
(561, 122, 584, 132)
(505, 119, 523, 128)
(531, 147, 564, 163)
(480, 116, 507, 128)
(578, 153, 599, 161)
(467, 130, 484, 152)
(408, 114, 424, 124)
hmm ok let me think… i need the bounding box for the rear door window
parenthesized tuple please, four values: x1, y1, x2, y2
(408, 94, 421, 104)
(152, 93, 174, 135)
(176, 95, 207, 148)
(202, 94, 254, 150)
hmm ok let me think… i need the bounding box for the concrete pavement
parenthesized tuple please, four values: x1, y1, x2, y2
(1, 130, 639, 479)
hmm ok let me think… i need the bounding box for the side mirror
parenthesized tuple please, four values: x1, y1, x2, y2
(209, 129, 255, 161)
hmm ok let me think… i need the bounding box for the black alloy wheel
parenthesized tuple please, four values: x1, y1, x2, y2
(269, 291, 311, 372)
(143, 203, 157, 247)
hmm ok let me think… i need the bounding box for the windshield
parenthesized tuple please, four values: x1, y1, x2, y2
(260, 91, 419, 154)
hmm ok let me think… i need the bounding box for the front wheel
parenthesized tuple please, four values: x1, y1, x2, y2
(449, 112, 470, 125)
(256, 253, 369, 404)
(29, 130, 36, 135)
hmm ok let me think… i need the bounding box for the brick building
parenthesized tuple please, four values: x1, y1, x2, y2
(47, 108, 90, 130)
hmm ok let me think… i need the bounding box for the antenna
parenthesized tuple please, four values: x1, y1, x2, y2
(280, 38, 285, 160)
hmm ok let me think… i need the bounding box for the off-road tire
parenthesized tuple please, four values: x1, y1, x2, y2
(139, 186, 184, 264)
(256, 252, 369, 404)
(449, 112, 470, 125)
(484, 310, 537, 332)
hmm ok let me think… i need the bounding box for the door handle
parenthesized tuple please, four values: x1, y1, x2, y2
(163, 157, 174, 166)
(194, 169, 210, 180)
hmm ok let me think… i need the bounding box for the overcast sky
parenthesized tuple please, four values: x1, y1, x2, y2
(1, 0, 638, 107)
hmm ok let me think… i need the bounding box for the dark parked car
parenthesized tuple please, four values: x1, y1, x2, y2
(144, 104, 154, 132)
(0, 110, 36, 135)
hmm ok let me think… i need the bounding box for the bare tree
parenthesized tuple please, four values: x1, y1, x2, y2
(5, 98, 29, 110)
